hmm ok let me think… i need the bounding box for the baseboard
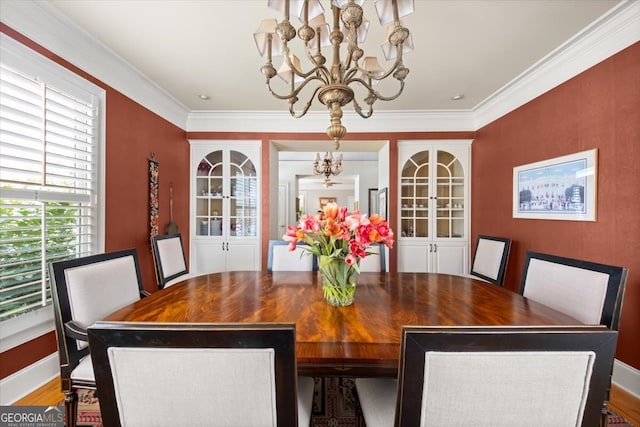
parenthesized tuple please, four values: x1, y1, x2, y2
(613, 359, 640, 398)
(0, 352, 58, 405)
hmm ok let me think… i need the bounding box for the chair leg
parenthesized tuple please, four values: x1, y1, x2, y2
(601, 403, 610, 427)
(353, 385, 366, 427)
(64, 391, 78, 427)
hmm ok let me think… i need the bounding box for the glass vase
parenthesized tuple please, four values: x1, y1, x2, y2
(318, 255, 359, 306)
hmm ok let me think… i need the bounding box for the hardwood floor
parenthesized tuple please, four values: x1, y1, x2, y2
(610, 385, 640, 425)
(12, 377, 640, 426)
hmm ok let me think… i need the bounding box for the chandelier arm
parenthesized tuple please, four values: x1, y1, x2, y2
(282, 42, 331, 83)
(265, 74, 325, 102)
(289, 84, 326, 119)
(352, 97, 374, 119)
(355, 77, 406, 102)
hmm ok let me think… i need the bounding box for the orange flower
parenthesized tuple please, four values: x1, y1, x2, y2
(323, 203, 339, 220)
(324, 218, 342, 237)
(369, 214, 384, 226)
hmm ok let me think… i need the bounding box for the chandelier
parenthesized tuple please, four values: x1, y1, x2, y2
(313, 151, 343, 187)
(254, 0, 414, 149)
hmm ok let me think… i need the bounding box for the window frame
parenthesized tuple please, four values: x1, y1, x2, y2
(0, 33, 106, 351)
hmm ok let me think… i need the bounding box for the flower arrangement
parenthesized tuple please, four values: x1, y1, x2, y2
(283, 203, 394, 305)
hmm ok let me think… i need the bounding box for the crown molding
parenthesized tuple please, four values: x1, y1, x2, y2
(186, 109, 476, 133)
(473, 0, 640, 129)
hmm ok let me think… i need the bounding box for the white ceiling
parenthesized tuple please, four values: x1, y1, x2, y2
(44, 0, 622, 114)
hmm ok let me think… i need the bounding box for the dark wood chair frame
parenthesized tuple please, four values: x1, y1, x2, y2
(393, 326, 618, 427)
(49, 249, 146, 427)
(469, 234, 512, 286)
(150, 233, 188, 289)
(87, 322, 301, 427)
(519, 251, 628, 331)
(267, 240, 318, 272)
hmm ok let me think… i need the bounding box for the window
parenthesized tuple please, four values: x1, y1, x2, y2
(0, 34, 104, 343)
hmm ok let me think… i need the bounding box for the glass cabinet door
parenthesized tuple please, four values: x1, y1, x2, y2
(228, 150, 257, 238)
(435, 150, 465, 238)
(400, 150, 430, 238)
(195, 150, 223, 236)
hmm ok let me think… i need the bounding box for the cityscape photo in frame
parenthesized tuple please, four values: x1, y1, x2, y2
(513, 149, 597, 221)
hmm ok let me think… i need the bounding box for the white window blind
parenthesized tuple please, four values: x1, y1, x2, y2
(0, 63, 99, 321)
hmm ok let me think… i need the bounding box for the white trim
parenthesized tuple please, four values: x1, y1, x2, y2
(613, 359, 640, 399)
(186, 109, 476, 133)
(0, 353, 58, 405)
(0, 306, 54, 353)
(474, 0, 640, 129)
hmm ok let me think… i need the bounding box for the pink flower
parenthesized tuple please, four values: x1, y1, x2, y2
(345, 254, 358, 265)
(299, 214, 320, 232)
(337, 206, 348, 222)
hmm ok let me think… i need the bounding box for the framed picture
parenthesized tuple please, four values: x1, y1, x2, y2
(378, 187, 388, 220)
(368, 188, 378, 215)
(513, 149, 597, 221)
(319, 197, 336, 209)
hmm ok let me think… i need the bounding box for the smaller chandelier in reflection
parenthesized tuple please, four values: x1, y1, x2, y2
(255, 0, 414, 149)
(313, 151, 343, 187)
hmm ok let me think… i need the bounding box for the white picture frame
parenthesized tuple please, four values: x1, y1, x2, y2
(513, 149, 597, 221)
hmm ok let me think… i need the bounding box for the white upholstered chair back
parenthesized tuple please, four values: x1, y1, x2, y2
(151, 233, 188, 288)
(418, 351, 594, 426)
(355, 326, 618, 427)
(359, 243, 386, 272)
(520, 252, 627, 330)
(64, 256, 141, 350)
(107, 347, 279, 425)
(268, 240, 317, 272)
(88, 322, 314, 427)
(469, 235, 511, 285)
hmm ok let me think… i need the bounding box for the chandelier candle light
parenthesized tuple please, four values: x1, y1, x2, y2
(283, 203, 394, 306)
(255, 0, 414, 149)
(313, 151, 343, 187)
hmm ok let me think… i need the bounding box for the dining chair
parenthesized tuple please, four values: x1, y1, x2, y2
(469, 234, 511, 285)
(88, 321, 315, 427)
(519, 251, 628, 330)
(359, 243, 386, 272)
(519, 251, 628, 426)
(355, 325, 618, 427)
(267, 240, 318, 272)
(48, 249, 147, 427)
(150, 233, 188, 289)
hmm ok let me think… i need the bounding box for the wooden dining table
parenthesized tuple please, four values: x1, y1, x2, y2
(103, 271, 581, 377)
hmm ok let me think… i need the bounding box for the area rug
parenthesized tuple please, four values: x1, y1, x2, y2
(69, 382, 636, 427)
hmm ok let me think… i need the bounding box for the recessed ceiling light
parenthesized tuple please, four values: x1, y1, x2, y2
(198, 94, 210, 100)
(451, 94, 465, 101)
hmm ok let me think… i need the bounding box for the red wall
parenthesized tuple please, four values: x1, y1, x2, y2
(472, 42, 640, 368)
(104, 91, 189, 293)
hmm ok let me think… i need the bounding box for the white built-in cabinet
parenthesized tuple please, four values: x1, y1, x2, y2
(397, 141, 471, 275)
(189, 141, 260, 274)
